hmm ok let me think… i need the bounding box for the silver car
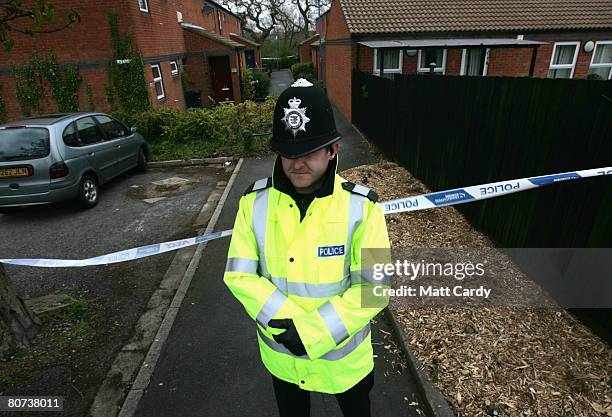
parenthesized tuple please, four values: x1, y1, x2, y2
(0, 112, 148, 210)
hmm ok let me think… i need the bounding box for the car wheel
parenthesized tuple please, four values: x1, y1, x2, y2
(78, 175, 99, 209)
(137, 147, 148, 172)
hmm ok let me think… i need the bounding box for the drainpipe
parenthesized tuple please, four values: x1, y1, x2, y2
(316, 0, 323, 84)
(236, 48, 242, 102)
(529, 45, 539, 77)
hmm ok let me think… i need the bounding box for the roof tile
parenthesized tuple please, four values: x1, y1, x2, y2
(338, 0, 612, 33)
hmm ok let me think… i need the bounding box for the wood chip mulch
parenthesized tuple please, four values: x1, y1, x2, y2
(340, 162, 612, 417)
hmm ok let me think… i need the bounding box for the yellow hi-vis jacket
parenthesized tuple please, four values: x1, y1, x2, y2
(223, 173, 390, 394)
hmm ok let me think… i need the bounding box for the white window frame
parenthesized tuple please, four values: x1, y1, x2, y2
(170, 61, 179, 76)
(460, 47, 490, 76)
(372, 48, 403, 76)
(588, 40, 612, 80)
(138, 0, 149, 13)
(151, 64, 165, 100)
(417, 49, 447, 74)
(548, 41, 580, 79)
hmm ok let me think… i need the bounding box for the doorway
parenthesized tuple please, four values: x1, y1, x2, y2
(209, 55, 234, 103)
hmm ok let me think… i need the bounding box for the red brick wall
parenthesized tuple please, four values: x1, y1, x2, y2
(445, 49, 463, 75)
(316, 12, 328, 40)
(325, 0, 350, 40)
(128, 0, 186, 59)
(349, 36, 610, 84)
(324, 0, 354, 120)
(299, 45, 311, 63)
(404, 53, 418, 74)
(182, 55, 211, 106)
(144, 61, 185, 110)
(0, 1, 131, 120)
(325, 44, 354, 120)
(486, 47, 533, 77)
(255, 48, 262, 68)
(183, 30, 241, 105)
(0, 0, 246, 120)
(0, 1, 123, 66)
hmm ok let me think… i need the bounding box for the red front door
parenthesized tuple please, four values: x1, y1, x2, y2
(209, 56, 234, 103)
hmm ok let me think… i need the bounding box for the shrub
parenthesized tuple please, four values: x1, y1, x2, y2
(112, 108, 180, 142)
(280, 55, 298, 69)
(291, 62, 316, 82)
(241, 68, 255, 101)
(252, 70, 271, 99)
(111, 96, 277, 160)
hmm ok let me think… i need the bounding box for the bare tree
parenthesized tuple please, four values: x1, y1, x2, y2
(1, 0, 80, 51)
(276, 3, 302, 51)
(0, 264, 41, 359)
(290, 0, 330, 40)
(220, 0, 286, 44)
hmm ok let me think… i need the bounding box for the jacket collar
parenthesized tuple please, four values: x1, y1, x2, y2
(272, 154, 337, 199)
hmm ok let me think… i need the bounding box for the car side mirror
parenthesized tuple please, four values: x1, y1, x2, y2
(130, 126, 138, 134)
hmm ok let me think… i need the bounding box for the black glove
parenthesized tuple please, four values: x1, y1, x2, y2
(268, 318, 307, 356)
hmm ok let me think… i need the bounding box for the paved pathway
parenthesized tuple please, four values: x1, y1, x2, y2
(134, 75, 425, 417)
(269, 70, 294, 96)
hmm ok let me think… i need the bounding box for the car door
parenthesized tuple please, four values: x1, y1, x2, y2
(75, 116, 118, 182)
(94, 115, 139, 173)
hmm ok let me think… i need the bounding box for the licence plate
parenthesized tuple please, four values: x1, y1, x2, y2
(0, 167, 30, 178)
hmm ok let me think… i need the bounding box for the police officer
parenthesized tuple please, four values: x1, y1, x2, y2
(223, 78, 390, 417)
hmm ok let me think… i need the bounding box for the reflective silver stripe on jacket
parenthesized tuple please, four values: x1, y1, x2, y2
(257, 323, 371, 361)
(344, 194, 366, 280)
(253, 178, 269, 191)
(318, 301, 350, 345)
(253, 189, 270, 278)
(352, 184, 371, 198)
(349, 269, 378, 285)
(225, 257, 259, 275)
(269, 275, 351, 298)
(256, 288, 286, 328)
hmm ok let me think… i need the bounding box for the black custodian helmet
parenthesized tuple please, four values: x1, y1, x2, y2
(270, 78, 342, 159)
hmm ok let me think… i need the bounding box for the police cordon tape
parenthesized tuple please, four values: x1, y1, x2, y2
(1, 167, 610, 268)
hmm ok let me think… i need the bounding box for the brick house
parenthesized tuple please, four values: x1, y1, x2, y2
(318, 0, 612, 121)
(299, 34, 320, 68)
(0, 0, 261, 121)
(299, 9, 330, 78)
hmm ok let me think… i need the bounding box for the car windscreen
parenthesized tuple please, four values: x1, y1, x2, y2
(0, 127, 50, 162)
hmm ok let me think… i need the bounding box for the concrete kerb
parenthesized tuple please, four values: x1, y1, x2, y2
(384, 307, 455, 417)
(348, 123, 454, 416)
(147, 157, 235, 168)
(88, 158, 244, 417)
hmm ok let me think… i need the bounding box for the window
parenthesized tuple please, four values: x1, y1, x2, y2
(588, 41, 612, 80)
(373, 49, 403, 79)
(62, 123, 80, 147)
(76, 117, 104, 145)
(0, 127, 50, 161)
(548, 42, 580, 79)
(138, 0, 149, 12)
(461, 48, 490, 76)
(170, 61, 179, 76)
(151, 64, 165, 100)
(95, 115, 128, 140)
(418, 49, 447, 74)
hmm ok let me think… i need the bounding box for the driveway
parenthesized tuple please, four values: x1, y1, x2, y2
(269, 70, 294, 95)
(1, 164, 230, 298)
(0, 163, 231, 417)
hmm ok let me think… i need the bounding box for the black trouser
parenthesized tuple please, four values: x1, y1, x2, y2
(271, 370, 374, 417)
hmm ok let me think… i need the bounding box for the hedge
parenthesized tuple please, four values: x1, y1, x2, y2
(112, 96, 277, 160)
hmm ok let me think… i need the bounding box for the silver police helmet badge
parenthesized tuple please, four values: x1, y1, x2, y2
(281, 97, 310, 138)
